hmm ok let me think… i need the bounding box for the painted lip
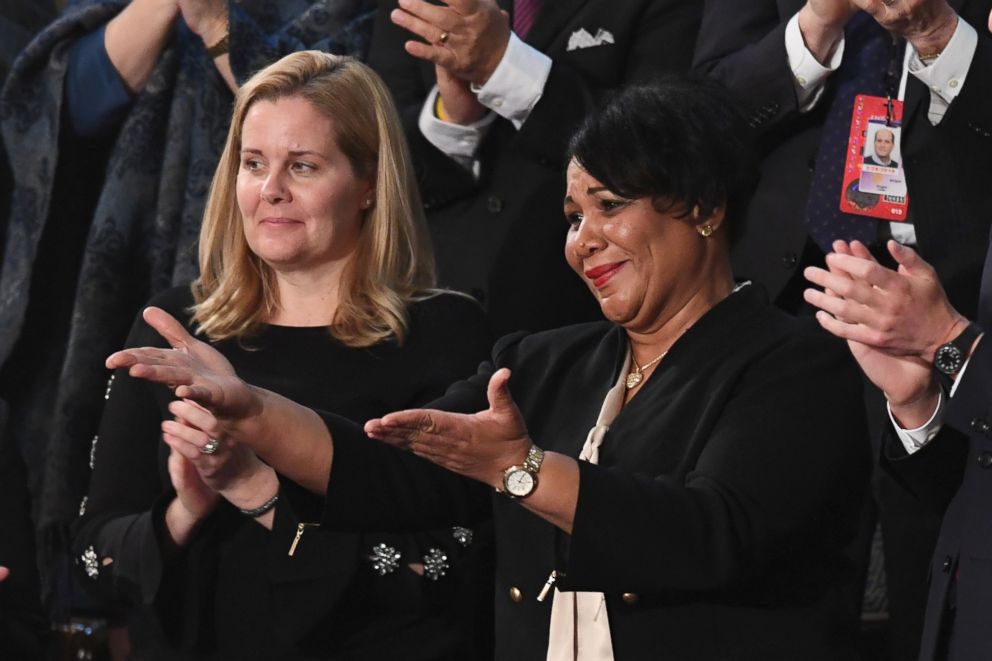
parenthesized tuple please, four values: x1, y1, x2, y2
(584, 261, 625, 288)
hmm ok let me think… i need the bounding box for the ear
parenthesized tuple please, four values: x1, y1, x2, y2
(692, 204, 727, 234)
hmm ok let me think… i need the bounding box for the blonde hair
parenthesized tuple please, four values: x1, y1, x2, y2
(191, 51, 436, 347)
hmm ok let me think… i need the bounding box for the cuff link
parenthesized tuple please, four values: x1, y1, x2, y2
(423, 548, 449, 581)
(369, 543, 401, 575)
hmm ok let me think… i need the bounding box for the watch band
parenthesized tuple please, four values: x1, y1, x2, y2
(523, 445, 545, 473)
(934, 321, 983, 376)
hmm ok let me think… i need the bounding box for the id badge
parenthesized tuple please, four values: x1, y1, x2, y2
(839, 95, 910, 222)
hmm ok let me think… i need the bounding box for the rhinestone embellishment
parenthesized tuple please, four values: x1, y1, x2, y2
(89, 435, 99, 470)
(78, 496, 88, 517)
(81, 546, 99, 579)
(104, 374, 115, 400)
(369, 543, 401, 575)
(452, 526, 473, 547)
(422, 548, 449, 581)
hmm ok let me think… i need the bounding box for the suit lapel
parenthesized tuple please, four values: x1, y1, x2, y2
(522, 0, 591, 52)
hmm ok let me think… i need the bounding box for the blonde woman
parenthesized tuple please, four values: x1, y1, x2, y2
(72, 51, 493, 660)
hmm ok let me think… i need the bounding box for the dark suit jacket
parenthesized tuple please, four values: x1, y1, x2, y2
(321, 285, 872, 660)
(694, 0, 992, 319)
(883, 333, 992, 661)
(368, 0, 702, 336)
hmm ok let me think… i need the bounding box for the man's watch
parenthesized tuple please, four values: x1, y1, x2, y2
(501, 445, 545, 499)
(934, 322, 983, 376)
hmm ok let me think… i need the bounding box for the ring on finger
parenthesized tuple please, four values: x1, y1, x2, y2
(437, 31, 450, 45)
(201, 438, 220, 455)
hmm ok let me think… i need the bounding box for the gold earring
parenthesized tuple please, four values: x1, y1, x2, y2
(698, 224, 714, 238)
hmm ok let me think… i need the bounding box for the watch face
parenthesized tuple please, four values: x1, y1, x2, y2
(505, 469, 535, 497)
(935, 344, 964, 375)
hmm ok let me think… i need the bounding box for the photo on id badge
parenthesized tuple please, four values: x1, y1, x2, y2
(859, 121, 907, 197)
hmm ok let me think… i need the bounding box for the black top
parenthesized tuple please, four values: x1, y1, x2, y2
(320, 284, 872, 660)
(72, 286, 494, 660)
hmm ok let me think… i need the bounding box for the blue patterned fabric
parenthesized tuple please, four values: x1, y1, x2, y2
(0, 0, 374, 601)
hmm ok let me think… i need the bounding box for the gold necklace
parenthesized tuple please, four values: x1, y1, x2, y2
(625, 350, 668, 390)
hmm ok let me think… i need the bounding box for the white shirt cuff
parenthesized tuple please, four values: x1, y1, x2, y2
(785, 11, 843, 111)
(474, 31, 552, 129)
(890, 389, 945, 454)
(908, 16, 978, 125)
(418, 85, 497, 171)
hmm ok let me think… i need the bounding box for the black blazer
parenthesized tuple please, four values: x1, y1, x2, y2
(321, 285, 872, 660)
(368, 0, 702, 335)
(694, 0, 992, 318)
(883, 333, 992, 661)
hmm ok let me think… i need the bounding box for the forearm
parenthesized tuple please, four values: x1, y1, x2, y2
(517, 452, 580, 534)
(234, 387, 333, 496)
(104, 0, 178, 94)
(162, 497, 203, 548)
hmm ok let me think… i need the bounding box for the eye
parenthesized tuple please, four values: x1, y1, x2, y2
(599, 198, 629, 213)
(291, 161, 316, 174)
(565, 211, 583, 229)
(242, 158, 264, 172)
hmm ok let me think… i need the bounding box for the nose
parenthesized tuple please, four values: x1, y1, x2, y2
(260, 171, 290, 204)
(572, 216, 605, 258)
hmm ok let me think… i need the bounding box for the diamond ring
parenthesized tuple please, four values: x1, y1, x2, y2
(201, 438, 220, 455)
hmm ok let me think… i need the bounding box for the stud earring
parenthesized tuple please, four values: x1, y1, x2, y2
(364, 198, 374, 209)
(698, 224, 714, 238)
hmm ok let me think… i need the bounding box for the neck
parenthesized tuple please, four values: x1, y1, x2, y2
(626, 264, 735, 366)
(268, 261, 349, 327)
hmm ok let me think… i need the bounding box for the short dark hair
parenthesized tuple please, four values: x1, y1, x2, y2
(567, 76, 756, 240)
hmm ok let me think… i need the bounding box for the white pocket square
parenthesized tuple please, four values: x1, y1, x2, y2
(566, 28, 615, 52)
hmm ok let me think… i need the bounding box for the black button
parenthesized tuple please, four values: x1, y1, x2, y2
(942, 556, 953, 573)
(971, 418, 990, 434)
(978, 452, 992, 468)
(781, 253, 798, 269)
(470, 288, 486, 304)
(487, 195, 504, 213)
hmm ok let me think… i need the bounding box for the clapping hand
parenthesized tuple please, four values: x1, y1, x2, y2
(365, 368, 532, 488)
(390, 0, 511, 86)
(107, 307, 261, 422)
(803, 240, 966, 426)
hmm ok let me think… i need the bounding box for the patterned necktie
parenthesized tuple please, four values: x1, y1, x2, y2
(806, 12, 905, 252)
(513, 0, 543, 39)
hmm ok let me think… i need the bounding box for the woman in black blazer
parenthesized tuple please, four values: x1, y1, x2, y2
(112, 78, 871, 660)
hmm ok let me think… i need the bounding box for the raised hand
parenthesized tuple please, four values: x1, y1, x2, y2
(854, 0, 958, 54)
(804, 240, 966, 359)
(803, 240, 965, 426)
(177, 0, 228, 45)
(390, 0, 511, 86)
(107, 307, 261, 420)
(365, 368, 531, 488)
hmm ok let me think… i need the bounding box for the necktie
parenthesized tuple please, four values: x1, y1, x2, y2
(513, 0, 543, 39)
(806, 12, 905, 252)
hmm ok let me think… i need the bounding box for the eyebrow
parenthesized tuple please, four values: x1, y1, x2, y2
(563, 186, 611, 205)
(239, 148, 326, 158)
